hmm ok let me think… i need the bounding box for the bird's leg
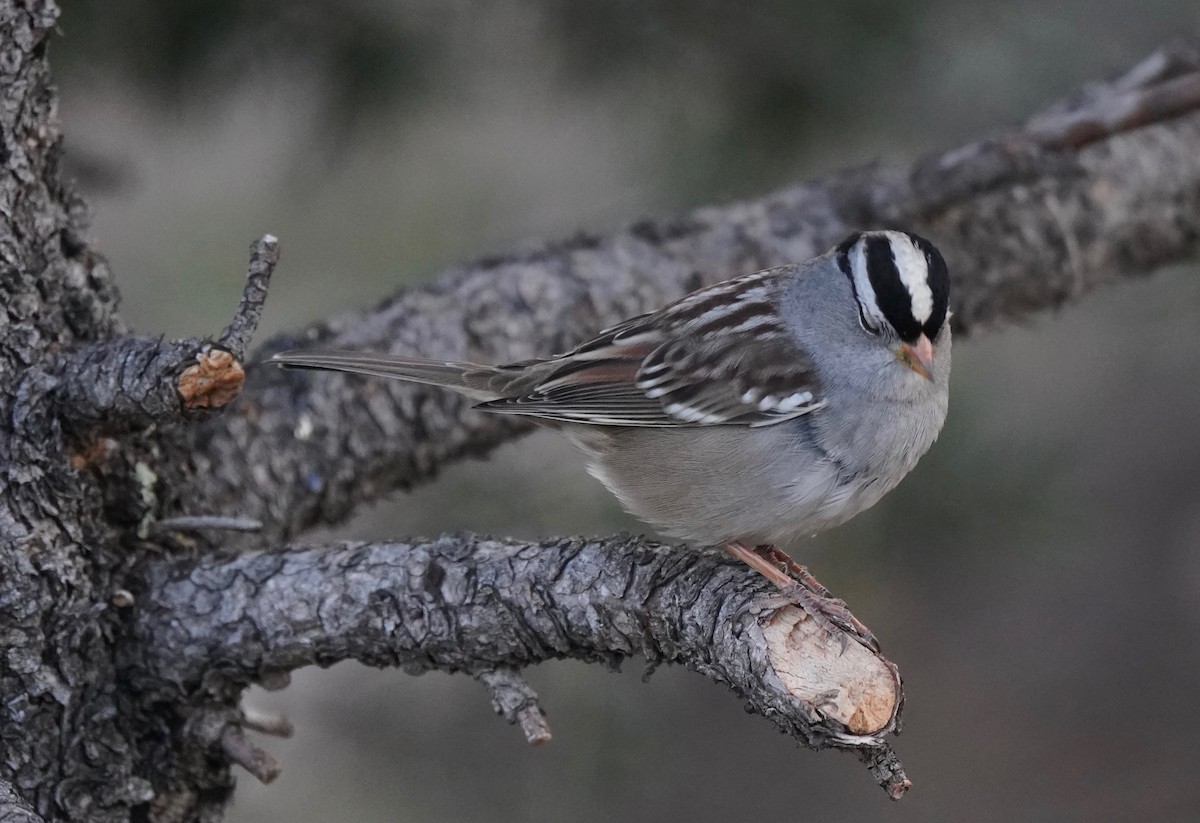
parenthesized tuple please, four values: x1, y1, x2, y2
(755, 545, 833, 596)
(723, 541, 880, 653)
(758, 544, 880, 653)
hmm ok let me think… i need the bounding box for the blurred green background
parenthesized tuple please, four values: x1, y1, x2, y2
(55, 1, 1200, 820)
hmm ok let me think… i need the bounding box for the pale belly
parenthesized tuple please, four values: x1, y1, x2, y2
(565, 422, 895, 548)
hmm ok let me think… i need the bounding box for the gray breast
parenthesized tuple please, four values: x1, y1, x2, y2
(565, 358, 949, 549)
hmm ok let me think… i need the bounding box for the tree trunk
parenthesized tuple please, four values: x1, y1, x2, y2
(2, 3, 1200, 820)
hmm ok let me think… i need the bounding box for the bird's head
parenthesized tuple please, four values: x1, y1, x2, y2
(835, 229, 950, 380)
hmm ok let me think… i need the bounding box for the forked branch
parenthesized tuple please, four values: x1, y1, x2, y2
(49, 235, 280, 431)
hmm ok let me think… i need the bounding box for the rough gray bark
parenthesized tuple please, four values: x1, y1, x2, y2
(2, 0, 1200, 818)
(127, 536, 891, 747)
(0, 780, 43, 823)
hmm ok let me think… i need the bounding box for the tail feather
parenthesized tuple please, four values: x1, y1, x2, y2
(271, 350, 503, 401)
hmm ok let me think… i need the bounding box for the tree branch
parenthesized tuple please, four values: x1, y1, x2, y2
(126, 535, 909, 796)
(190, 44, 1200, 540)
(49, 235, 279, 431)
(1024, 41, 1200, 149)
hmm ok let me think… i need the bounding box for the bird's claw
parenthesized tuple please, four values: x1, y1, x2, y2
(776, 581, 881, 654)
(725, 541, 881, 654)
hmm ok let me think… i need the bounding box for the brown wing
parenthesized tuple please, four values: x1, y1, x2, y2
(477, 266, 825, 427)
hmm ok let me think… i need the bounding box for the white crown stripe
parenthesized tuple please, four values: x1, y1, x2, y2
(848, 230, 938, 334)
(886, 232, 934, 325)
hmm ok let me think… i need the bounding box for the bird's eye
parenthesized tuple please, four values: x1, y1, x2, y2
(856, 301, 880, 335)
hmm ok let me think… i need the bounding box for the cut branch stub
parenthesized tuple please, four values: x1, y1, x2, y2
(49, 235, 280, 430)
(760, 607, 900, 738)
(220, 726, 281, 785)
(476, 667, 552, 745)
(176, 347, 245, 411)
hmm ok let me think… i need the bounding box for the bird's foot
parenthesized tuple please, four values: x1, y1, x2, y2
(774, 581, 880, 654)
(725, 541, 880, 654)
(758, 546, 880, 654)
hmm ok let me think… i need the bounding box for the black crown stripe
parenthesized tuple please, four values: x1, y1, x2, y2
(864, 235, 923, 343)
(908, 233, 950, 339)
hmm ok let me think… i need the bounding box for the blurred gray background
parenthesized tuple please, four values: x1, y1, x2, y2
(55, 1, 1200, 820)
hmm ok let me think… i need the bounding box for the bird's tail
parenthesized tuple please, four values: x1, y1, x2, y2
(271, 350, 504, 401)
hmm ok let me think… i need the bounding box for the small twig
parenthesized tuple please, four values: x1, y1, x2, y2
(218, 234, 280, 359)
(858, 744, 912, 801)
(477, 667, 552, 746)
(241, 706, 294, 739)
(149, 515, 263, 535)
(1021, 44, 1200, 151)
(220, 726, 281, 784)
(1108, 41, 1200, 92)
(1026, 70, 1200, 150)
(905, 48, 1200, 216)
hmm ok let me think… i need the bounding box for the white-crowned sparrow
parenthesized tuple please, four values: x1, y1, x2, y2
(274, 229, 951, 649)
